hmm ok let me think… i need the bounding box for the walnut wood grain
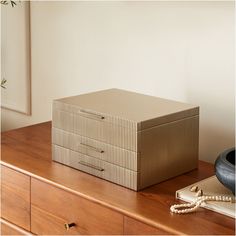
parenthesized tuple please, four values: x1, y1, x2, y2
(1, 122, 235, 235)
(0, 219, 33, 235)
(31, 205, 79, 235)
(1, 166, 30, 231)
(31, 178, 123, 235)
(124, 216, 170, 235)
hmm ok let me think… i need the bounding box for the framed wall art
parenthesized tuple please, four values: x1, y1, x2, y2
(1, 1, 31, 115)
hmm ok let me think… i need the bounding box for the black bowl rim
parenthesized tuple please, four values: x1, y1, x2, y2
(216, 147, 235, 169)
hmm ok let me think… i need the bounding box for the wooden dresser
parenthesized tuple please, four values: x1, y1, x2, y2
(1, 122, 235, 235)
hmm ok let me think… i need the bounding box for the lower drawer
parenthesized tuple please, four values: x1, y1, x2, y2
(1, 166, 30, 231)
(31, 178, 124, 235)
(31, 205, 79, 235)
(53, 144, 138, 190)
(0, 219, 32, 236)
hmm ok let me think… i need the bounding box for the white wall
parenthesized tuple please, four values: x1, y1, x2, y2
(1, 1, 234, 163)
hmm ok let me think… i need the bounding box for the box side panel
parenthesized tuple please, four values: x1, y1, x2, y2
(139, 115, 199, 190)
(140, 107, 199, 130)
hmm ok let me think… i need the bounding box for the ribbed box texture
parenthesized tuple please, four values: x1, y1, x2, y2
(52, 89, 199, 191)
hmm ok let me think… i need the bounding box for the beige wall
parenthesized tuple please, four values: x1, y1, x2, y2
(1, 1, 234, 163)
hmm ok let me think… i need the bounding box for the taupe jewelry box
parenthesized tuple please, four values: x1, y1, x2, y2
(52, 89, 199, 191)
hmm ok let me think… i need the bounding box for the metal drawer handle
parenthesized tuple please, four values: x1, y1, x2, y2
(64, 222, 76, 230)
(80, 109, 105, 120)
(80, 143, 104, 153)
(78, 161, 104, 172)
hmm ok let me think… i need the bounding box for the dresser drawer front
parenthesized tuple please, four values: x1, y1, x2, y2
(52, 127, 139, 171)
(52, 108, 137, 151)
(124, 217, 170, 235)
(31, 206, 79, 235)
(1, 219, 33, 236)
(1, 166, 30, 231)
(31, 178, 124, 235)
(53, 145, 138, 190)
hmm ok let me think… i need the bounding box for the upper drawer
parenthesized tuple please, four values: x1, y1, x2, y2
(1, 166, 30, 231)
(52, 102, 137, 151)
(31, 178, 124, 235)
(52, 127, 139, 171)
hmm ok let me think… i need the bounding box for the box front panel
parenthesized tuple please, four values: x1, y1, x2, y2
(52, 106, 137, 152)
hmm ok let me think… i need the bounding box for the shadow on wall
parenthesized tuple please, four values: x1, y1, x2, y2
(186, 84, 234, 163)
(199, 124, 235, 164)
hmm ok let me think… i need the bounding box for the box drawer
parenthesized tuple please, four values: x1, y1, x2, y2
(53, 145, 138, 190)
(31, 178, 124, 235)
(52, 108, 137, 151)
(1, 166, 30, 231)
(52, 127, 139, 171)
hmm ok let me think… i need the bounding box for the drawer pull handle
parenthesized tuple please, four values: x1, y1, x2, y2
(79, 161, 104, 171)
(64, 223, 76, 230)
(80, 109, 105, 120)
(80, 143, 104, 153)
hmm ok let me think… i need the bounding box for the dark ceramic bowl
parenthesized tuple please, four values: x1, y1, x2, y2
(215, 147, 235, 195)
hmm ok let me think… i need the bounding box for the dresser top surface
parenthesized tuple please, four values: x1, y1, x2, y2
(1, 122, 234, 235)
(55, 89, 199, 123)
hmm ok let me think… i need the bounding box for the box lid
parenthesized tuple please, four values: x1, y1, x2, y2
(55, 89, 199, 130)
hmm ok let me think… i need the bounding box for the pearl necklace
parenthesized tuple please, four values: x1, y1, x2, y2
(170, 195, 234, 214)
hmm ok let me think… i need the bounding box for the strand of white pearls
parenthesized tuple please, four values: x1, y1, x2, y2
(170, 195, 234, 214)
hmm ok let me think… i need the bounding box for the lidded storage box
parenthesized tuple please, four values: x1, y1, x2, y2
(52, 89, 199, 191)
